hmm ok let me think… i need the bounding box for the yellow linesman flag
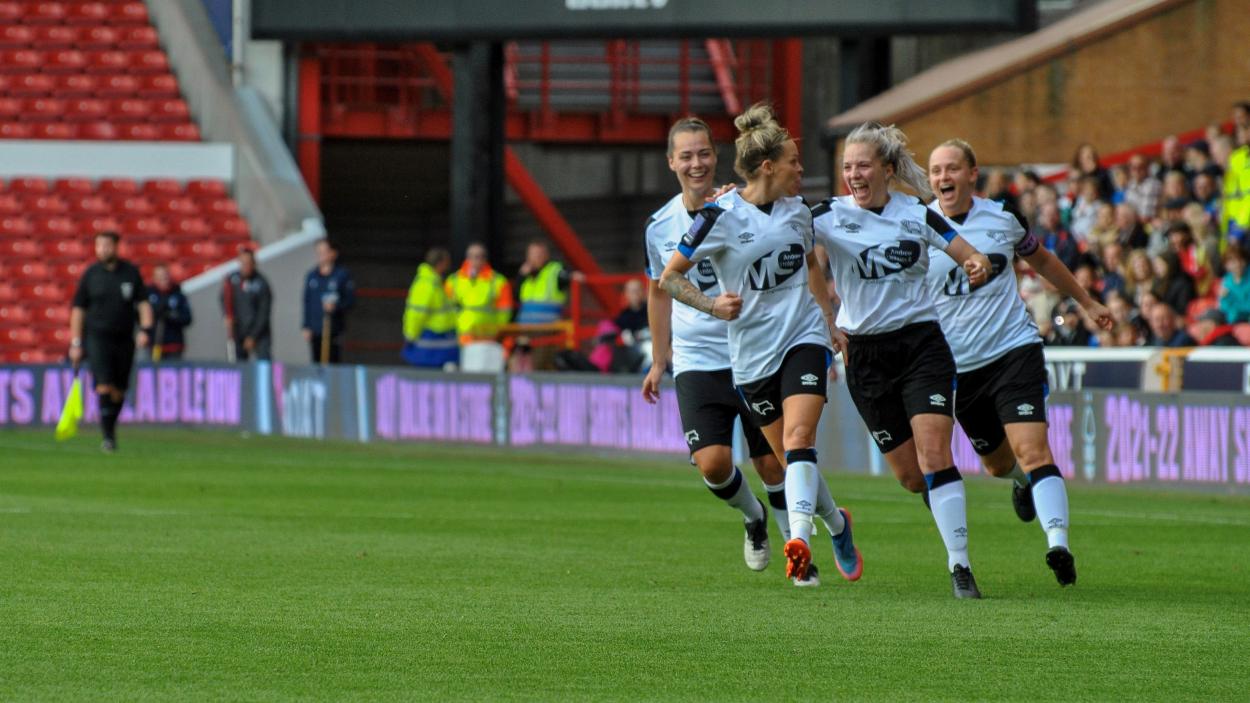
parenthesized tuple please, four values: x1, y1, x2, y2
(55, 376, 84, 441)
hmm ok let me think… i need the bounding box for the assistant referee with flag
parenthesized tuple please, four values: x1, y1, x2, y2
(67, 231, 153, 452)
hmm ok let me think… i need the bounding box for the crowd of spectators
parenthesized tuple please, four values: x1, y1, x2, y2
(1004, 102, 1250, 349)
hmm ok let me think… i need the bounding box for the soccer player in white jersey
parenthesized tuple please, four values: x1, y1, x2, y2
(812, 122, 991, 599)
(659, 104, 863, 587)
(640, 117, 801, 578)
(926, 139, 1112, 587)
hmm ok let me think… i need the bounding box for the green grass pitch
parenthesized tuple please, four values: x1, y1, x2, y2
(2, 429, 1248, 701)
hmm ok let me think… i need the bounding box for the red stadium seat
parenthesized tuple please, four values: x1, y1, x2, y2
(158, 196, 199, 217)
(66, 97, 110, 122)
(26, 2, 69, 25)
(118, 26, 159, 50)
(0, 97, 21, 119)
(134, 237, 176, 260)
(0, 283, 19, 304)
(0, 49, 43, 74)
(0, 193, 20, 214)
(112, 2, 150, 26)
(78, 25, 119, 49)
(118, 122, 160, 140)
(98, 178, 139, 198)
(87, 50, 130, 74)
(0, 327, 38, 347)
(202, 198, 239, 217)
(0, 25, 35, 49)
(0, 217, 33, 237)
(33, 25, 81, 49)
(57, 73, 99, 96)
(69, 194, 111, 214)
(117, 195, 154, 215)
(161, 122, 200, 141)
(8, 73, 54, 96)
(138, 73, 178, 98)
(1233, 324, 1250, 347)
(66, 2, 111, 26)
(2, 239, 44, 259)
(31, 122, 80, 140)
(0, 121, 32, 138)
(33, 216, 77, 237)
(0, 1, 20, 23)
(23, 97, 70, 121)
(54, 178, 95, 196)
(38, 305, 71, 325)
(50, 260, 87, 282)
(45, 49, 89, 74)
(6, 177, 51, 196)
(130, 50, 169, 74)
(24, 282, 69, 303)
(142, 178, 182, 197)
(81, 121, 121, 140)
(28, 195, 70, 215)
(0, 305, 34, 325)
(152, 99, 189, 123)
(81, 215, 121, 234)
(186, 179, 228, 199)
(47, 237, 89, 259)
(183, 239, 226, 260)
(213, 216, 250, 238)
(112, 98, 152, 121)
(95, 73, 140, 98)
(121, 215, 167, 237)
(39, 325, 74, 348)
(173, 216, 211, 237)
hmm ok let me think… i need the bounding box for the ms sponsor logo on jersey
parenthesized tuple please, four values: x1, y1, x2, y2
(800, 373, 819, 387)
(854, 240, 921, 280)
(942, 253, 1009, 296)
(746, 243, 805, 291)
(690, 259, 718, 292)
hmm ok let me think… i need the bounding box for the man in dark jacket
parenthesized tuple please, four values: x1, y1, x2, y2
(222, 247, 273, 361)
(1146, 303, 1197, 347)
(146, 264, 193, 360)
(302, 239, 356, 364)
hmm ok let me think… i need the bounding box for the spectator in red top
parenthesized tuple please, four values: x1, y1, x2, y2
(1193, 308, 1240, 347)
(1166, 220, 1214, 296)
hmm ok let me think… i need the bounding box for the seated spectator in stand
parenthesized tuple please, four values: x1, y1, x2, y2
(1137, 289, 1161, 327)
(1035, 202, 1080, 271)
(146, 264, 192, 360)
(1211, 134, 1236, 176)
(1166, 220, 1215, 297)
(1017, 188, 1039, 224)
(1157, 135, 1187, 181)
(1192, 173, 1221, 222)
(1104, 289, 1134, 327)
(1219, 245, 1250, 323)
(1068, 175, 1105, 245)
(1086, 202, 1119, 253)
(1123, 248, 1157, 302)
(1072, 143, 1114, 200)
(1108, 164, 1128, 205)
(1110, 321, 1144, 347)
(981, 167, 1016, 210)
(1113, 203, 1149, 250)
(1145, 302, 1196, 347)
(1123, 153, 1161, 221)
(1045, 298, 1093, 347)
(1160, 172, 1192, 206)
(1099, 242, 1127, 297)
(1072, 254, 1104, 303)
(1151, 251, 1196, 317)
(1193, 308, 1240, 347)
(1149, 197, 1192, 254)
(554, 319, 644, 374)
(1014, 169, 1042, 197)
(614, 278, 649, 346)
(1185, 140, 1221, 180)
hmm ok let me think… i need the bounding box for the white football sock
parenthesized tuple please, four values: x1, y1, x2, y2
(784, 461, 818, 545)
(764, 481, 791, 540)
(813, 470, 846, 535)
(1030, 469, 1070, 550)
(704, 467, 765, 523)
(927, 468, 971, 571)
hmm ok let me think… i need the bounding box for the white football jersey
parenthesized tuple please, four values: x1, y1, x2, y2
(678, 190, 828, 385)
(812, 191, 956, 335)
(926, 196, 1042, 372)
(644, 193, 733, 376)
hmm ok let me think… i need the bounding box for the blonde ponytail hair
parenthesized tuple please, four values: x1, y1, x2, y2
(733, 103, 790, 180)
(846, 122, 931, 199)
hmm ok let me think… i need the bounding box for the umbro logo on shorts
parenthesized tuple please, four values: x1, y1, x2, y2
(800, 373, 819, 386)
(1017, 403, 1035, 416)
(871, 430, 893, 445)
(751, 400, 775, 415)
(685, 430, 700, 445)
(929, 394, 946, 407)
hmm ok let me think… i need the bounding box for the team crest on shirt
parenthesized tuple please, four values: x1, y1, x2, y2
(120, 282, 133, 300)
(987, 230, 1013, 245)
(746, 243, 805, 291)
(854, 241, 921, 280)
(800, 374, 819, 386)
(901, 220, 923, 236)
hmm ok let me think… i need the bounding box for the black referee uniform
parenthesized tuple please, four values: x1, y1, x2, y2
(71, 256, 148, 449)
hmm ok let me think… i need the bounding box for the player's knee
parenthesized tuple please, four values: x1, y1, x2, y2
(782, 423, 817, 449)
(692, 447, 733, 482)
(984, 461, 1014, 478)
(1015, 443, 1054, 470)
(899, 473, 926, 493)
(750, 454, 784, 484)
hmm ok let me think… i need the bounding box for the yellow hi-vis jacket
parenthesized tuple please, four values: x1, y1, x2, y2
(517, 261, 568, 323)
(1224, 145, 1250, 239)
(445, 262, 514, 344)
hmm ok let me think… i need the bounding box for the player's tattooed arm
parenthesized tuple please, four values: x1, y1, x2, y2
(660, 270, 715, 315)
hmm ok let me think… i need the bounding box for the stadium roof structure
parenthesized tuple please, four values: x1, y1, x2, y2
(824, 0, 1188, 139)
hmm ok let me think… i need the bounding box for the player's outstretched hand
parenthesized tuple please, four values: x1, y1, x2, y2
(641, 365, 664, 404)
(710, 292, 742, 321)
(705, 183, 738, 202)
(829, 326, 850, 367)
(1083, 301, 1114, 330)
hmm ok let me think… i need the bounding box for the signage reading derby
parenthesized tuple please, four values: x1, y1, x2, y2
(252, 0, 1035, 40)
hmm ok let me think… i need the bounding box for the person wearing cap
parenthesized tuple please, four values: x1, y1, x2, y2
(403, 247, 457, 369)
(1193, 308, 1240, 347)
